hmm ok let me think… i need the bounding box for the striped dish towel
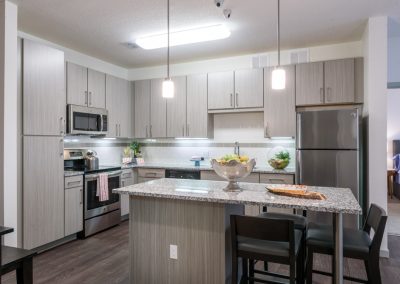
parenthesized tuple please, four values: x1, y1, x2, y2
(96, 173, 109, 202)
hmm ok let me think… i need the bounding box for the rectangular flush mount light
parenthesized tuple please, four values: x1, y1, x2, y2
(135, 24, 231, 50)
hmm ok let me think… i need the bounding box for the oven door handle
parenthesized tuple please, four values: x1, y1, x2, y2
(85, 170, 122, 180)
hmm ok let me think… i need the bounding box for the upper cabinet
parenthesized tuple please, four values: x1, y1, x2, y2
(23, 39, 66, 136)
(106, 75, 133, 138)
(296, 58, 363, 106)
(208, 69, 263, 111)
(134, 80, 151, 139)
(187, 74, 213, 138)
(66, 62, 106, 109)
(150, 79, 167, 138)
(264, 66, 296, 138)
(166, 76, 187, 138)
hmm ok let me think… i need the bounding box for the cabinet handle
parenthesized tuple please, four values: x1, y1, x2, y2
(326, 87, 331, 102)
(59, 139, 63, 157)
(89, 91, 92, 106)
(146, 126, 148, 138)
(182, 125, 185, 137)
(230, 93, 233, 107)
(59, 117, 64, 135)
(115, 124, 118, 137)
(118, 124, 121, 137)
(236, 93, 239, 107)
(268, 178, 286, 183)
(150, 125, 152, 137)
(84, 91, 88, 105)
(67, 181, 81, 187)
(80, 189, 83, 205)
(265, 122, 269, 138)
(320, 88, 324, 103)
(187, 124, 190, 137)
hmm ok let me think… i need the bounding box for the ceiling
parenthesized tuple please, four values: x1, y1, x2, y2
(13, 0, 400, 68)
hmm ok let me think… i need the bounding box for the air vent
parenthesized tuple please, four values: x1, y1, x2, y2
(289, 48, 309, 64)
(252, 55, 269, 68)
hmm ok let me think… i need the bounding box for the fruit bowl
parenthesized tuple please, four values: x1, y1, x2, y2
(211, 157, 256, 192)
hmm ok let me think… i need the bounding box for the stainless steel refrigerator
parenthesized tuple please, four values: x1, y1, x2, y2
(296, 108, 362, 228)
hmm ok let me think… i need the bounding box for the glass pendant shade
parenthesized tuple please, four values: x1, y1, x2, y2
(271, 68, 286, 90)
(162, 78, 175, 98)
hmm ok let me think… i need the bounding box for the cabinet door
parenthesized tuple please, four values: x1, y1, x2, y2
(187, 74, 211, 138)
(295, 62, 324, 106)
(134, 80, 151, 138)
(208, 71, 234, 110)
(88, 68, 106, 108)
(119, 80, 133, 138)
(23, 39, 66, 136)
(324, 59, 355, 104)
(23, 136, 64, 249)
(121, 175, 134, 216)
(167, 76, 187, 137)
(264, 66, 296, 138)
(65, 187, 83, 236)
(234, 69, 264, 108)
(150, 79, 167, 138)
(106, 75, 121, 137)
(66, 62, 88, 106)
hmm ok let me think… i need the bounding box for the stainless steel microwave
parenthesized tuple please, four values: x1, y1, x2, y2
(67, 104, 108, 135)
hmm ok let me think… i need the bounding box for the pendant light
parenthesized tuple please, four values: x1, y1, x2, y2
(271, 0, 286, 90)
(162, 0, 174, 98)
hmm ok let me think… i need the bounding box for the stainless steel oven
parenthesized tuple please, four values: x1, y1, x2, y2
(84, 170, 122, 237)
(67, 104, 108, 135)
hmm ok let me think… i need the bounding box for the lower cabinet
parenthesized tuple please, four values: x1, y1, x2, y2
(121, 169, 136, 216)
(260, 173, 295, 214)
(137, 168, 165, 183)
(64, 180, 83, 236)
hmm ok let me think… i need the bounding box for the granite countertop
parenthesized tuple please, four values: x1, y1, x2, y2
(114, 178, 361, 214)
(122, 162, 295, 175)
(64, 171, 84, 177)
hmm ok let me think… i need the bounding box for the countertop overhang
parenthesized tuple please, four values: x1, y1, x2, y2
(114, 178, 361, 214)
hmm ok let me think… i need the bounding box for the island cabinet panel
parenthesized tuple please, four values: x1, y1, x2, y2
(121, 169, 135, 216)
(264, 65, 296, 138)
(130, 197, 243, 283)
(324, 58, 355, 104)
(234, 69, 264, 109)
(166, 76, 187, 137)
(208, 71, 234, 110)
(23, 39, 66, 136)
(134, 80, 151, 138)
(150, 79, 167, 138)
(64, 184, 83, 236)
(295, 61, 324, 106)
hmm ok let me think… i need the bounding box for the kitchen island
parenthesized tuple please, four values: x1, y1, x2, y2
(114, 178, 361, 284)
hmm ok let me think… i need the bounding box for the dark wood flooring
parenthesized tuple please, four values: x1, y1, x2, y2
(2, 221, 400, 283)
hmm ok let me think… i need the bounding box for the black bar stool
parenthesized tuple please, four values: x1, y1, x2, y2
(306, 203, 387, 284)
(230, 214, 304, 284)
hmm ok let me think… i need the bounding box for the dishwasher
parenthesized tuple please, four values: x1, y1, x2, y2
(165, 169, 201, 180)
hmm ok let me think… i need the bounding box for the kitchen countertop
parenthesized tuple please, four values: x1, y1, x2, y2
(64, 171, 84, 177)
(114, 178, 361, 214)
(121, 162, 295, 175)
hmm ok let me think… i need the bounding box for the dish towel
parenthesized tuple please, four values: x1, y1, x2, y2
(97, 173, 109, 202)
(393, 154, 400, 183)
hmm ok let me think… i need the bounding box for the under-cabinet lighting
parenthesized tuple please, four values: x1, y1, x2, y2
(175, 138, 209, 140)
(135, 24, 231, 50)
(103, 138, 117, 140)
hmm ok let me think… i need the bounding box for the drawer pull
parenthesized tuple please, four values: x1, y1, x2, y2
(144, 173, 157, 178)
(67, 181, 81, 187)
(268, 178, 286, 183)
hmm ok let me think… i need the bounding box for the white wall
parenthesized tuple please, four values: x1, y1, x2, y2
(363, 16, 389, 256)
(388, 18, 400, 84)
(387, 89, 400, 167)
(128, 41, 362, 81)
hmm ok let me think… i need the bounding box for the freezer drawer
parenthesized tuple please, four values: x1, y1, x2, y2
(297, 109, 359, 150)
(296, 149, 360, 228)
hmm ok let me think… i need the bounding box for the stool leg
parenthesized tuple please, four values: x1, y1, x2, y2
(296, 246, 304, 284)
(263, 261, 268, 272)
(290, 258, 296, 284)
(249, 259, 255, 284)
(241, 258, 248, 284)
(306, 247, 313, 284)
(366, 259, 381, 284)
(16, 258, 33, 284)
(232, 254, 238, 284)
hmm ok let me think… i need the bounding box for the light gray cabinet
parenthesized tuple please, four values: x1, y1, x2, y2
(121, 169, 135, 216)
(208, 71, 234, 110)
(295, 62, 324, 106)
(23, 136, 64, 249)
(150, 79, 167, 138)
(264, 66, 296, 138)
(23, 39, 66, 136)
(324, 58, 355, 104)
(66, 62, 106, 108)
(64, 175, 83, 236)
(134, 80, 151, 138)
(167, 76, 187, 137)
(137, 168, 165, 183)
(187, 74, 213, 138)
(208, 69, 263, 111)
(106, 75, 133, 138)
(234, 69, 264, 108)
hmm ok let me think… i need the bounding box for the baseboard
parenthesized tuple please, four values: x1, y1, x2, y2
(121, 214, 129, 222)
(380, 248, 390, 258)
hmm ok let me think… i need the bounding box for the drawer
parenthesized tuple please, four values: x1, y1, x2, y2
(121, 169, 134, 179)
(201, 171, 259, 183)
(260, 173, 294, 184)
(138, 168, 165, 179)
(65, 175, 84, 189)
(138, 177, 161, 184)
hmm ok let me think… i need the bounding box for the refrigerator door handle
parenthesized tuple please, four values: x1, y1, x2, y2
(296, 150, 301, 185)
(296, 113, 302, 149)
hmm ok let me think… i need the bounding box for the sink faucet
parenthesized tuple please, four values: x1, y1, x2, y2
(234, 141, 240, 156)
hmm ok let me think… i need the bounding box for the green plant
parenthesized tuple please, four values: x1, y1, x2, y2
(275, 151, 290, 161)
(130, 141, 141, 157)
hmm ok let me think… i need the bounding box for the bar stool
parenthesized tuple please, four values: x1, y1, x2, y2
(230, 215, 304, 284)
(306, 203, 387, 284)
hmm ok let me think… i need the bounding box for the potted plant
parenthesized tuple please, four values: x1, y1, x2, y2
(268, 150, 290, 170)
(130, 141, 142, 158)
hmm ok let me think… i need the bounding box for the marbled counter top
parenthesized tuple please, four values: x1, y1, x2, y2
(64, 171, 84, 177)
(121, 163, 295, 175)
(114, 178, 361, 214)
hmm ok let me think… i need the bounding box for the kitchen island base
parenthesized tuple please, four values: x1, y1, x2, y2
(129, 196, 243, 284)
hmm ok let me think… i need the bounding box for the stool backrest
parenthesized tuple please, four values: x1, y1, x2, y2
(363, 203, 387, 254)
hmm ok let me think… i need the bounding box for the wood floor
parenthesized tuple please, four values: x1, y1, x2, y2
(2, 221, 400, 284)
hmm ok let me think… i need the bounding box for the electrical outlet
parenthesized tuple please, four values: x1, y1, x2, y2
(169, 244, 178, 260)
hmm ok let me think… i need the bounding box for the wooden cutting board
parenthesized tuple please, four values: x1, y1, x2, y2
(266, 186, 327, 200)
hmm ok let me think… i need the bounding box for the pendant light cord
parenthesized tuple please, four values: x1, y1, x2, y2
(167, 0, 170, 79)
(277, 0, 280, 67)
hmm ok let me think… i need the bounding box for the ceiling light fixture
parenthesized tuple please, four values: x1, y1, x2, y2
(162, 0, 174, 98)
(271, 0, 286, 90)
(135, 24, 231, 50)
